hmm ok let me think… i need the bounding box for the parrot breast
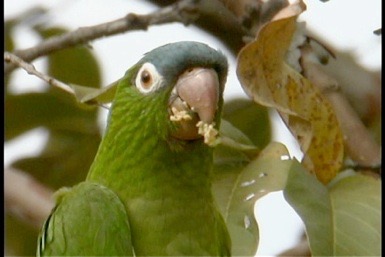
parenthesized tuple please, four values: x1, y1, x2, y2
(86, 41, 231, 256)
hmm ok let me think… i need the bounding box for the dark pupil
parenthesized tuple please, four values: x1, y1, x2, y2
(141, 71, 151, 84)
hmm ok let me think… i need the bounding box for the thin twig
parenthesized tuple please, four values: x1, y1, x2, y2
(4, 0, 199, 75)
(4, 52, 76, 96)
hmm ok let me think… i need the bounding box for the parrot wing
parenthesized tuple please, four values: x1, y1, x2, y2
(37, 181, 133, 256)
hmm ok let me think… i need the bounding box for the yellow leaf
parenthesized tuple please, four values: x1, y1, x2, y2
(236, 1, 343, 184)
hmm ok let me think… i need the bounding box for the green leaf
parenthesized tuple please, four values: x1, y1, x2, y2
(36, 25, 118, 107)
(5, 7, 48, 54)
(5, 215, 39, 256)
(329, 172, 381, 255)
(5, 92, 98, 141)
(213, 142, 292, 256)
(5, 20, 15, 53)
(222, 98, 271, 148)
(6, 25, 103, 257)
(12, 131, 100, 189)
(284, 165, 381, 256)
(34, 26, 118, 106)
(36, 27, 101, 89)
(216, 119, 259, 163)
(70, 79, 119, 105)
(283, 160, 333, 255)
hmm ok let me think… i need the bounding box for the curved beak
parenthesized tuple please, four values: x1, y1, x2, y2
(169, 67, 220, 141)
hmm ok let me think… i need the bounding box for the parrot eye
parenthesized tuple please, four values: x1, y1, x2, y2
(141, 70, 151, 85)
(135, 63, 163, 94)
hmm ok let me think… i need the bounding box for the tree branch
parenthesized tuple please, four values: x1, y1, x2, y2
(300, 44, 381, 169)
(4, 0, 200, 75)
(4, 52, 76, 95)
(5, 168, 55, 229)
(149, 0, 292, 54)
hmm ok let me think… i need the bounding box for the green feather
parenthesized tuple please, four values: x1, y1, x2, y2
(37, 182, 133, 256)
(38, 41, 230, 256)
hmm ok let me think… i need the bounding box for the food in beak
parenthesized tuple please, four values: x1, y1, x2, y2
(169, 67, 220, 146)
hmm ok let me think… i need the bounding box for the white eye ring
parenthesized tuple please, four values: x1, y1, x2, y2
(135, 62, 163, 94)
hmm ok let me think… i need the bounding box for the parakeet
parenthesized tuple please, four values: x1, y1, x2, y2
(37, 41, 231, 256)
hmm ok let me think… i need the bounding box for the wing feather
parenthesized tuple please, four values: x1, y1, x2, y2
(37, 182, 133, 256)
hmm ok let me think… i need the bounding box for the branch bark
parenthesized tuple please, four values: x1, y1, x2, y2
(5, 168, 55, 229)
(300, 44, 381, 169)
(4, 0, 200, 75)
(149, 0, 290, 53)
(4, 52, 76, 95)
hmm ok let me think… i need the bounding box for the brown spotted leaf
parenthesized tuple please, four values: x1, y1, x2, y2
(236, 1, 343, 184)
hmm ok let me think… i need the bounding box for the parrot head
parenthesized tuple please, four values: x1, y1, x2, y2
(112, 41, 228, 147)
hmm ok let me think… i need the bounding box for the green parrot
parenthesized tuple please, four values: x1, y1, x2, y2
(37, 41, 231, 256)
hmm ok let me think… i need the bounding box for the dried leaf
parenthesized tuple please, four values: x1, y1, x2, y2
(236, 1, 343, 184)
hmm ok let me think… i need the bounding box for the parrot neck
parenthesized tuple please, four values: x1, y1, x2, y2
(87, 85, 213, 194)
(85, 77, 227, 256)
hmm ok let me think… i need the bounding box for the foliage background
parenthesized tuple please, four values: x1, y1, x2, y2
(4, 0, 381, 256)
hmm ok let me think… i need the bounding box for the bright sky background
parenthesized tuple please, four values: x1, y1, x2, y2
(4, 0, 381, 256)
